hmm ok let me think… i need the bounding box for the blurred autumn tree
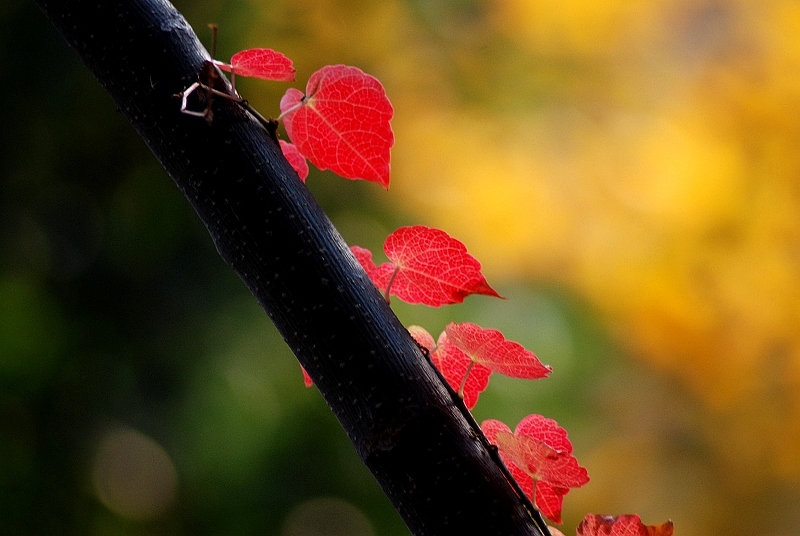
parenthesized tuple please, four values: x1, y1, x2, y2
(3, 0, 800, 535)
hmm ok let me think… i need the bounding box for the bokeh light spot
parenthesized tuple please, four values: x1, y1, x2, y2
(91, 426, 177, 521)
(281, 497, 374, 536)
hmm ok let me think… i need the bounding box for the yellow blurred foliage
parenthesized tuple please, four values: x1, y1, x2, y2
(388, 0, 800, 491)
(490, 0, 663, 56)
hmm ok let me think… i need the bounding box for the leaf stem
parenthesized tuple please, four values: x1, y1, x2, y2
(275, 100, 304, 122)
(458, 361, 475, 400)
(383, 265, 399, 304)
(179, 75, 280, 145)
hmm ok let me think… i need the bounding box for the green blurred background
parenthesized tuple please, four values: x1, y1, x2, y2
(3, 0, 800, 534)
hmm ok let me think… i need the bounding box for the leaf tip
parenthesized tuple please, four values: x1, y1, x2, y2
(301, 366, 313, 388)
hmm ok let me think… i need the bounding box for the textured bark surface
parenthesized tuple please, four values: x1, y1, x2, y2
(35, 0, 548, 533)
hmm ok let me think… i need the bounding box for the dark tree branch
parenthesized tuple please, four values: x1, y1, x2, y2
(34, 0, 548, 534)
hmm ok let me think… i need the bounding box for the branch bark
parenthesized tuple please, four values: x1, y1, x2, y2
(35, 0, 548, 533)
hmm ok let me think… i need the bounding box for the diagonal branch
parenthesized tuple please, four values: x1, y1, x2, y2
(34, 0, 549, 534)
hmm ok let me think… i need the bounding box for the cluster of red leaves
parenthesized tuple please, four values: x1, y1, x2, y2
(482, 415, 589, 523)
(409, 322, 550, 409)
(215, 49, 394, 187)
(349, 224, 586, 523)
(579, 514, 674, 536)
(208, 43, 673, 535)
(548, 514, 674, 536)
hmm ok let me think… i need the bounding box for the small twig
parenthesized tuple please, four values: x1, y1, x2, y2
(178, 24, 282, 145)
(178, 81, 206, 118)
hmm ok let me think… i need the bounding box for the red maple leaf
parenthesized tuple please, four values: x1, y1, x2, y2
(279, 140, 309, 181)
(444, 322, 551, 379)
(216, 48, 296, 81)
(577, 514, 674, 536)
(408, 325, 491, 409)
(482, 415, 589, 524)
(351, 226, 501, 307)
(279, 64, 394, 187)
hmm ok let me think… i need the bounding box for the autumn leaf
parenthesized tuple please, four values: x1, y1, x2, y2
(279, 140, 309, 181)
(408, 324, 436, 352)
(409, 325, 491, 409)
(382, 227, 500, 306)
(351, 245, 378, 275)
(445, 322, 551, 379)
(351, 226, 501, 307)
(433, 330, 493, 409)
(408, 325, 487, 405)
(216, 48, 296, 81)
(577, 514, 674, 536)
(536, 484, 571, 526)
(408, 322, 549, 409)
(279, 64, 394, 187)
(351, 244, 396, 295)
(482, 415, 589, 524)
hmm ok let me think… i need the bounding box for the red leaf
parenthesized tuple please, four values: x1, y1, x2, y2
(407, 325, 436, 352)
(384, 227, 500, 306)
(351, 244, 395, 289)
(509, 415, 589, 487)
(516, 413, 574, 453)
(279, 140, 309, 181)
(577, 514, 674, 536)
(407, 325, 491, 408)
(482, 419, 536, 499)
(535, 483, 571, 525)
(301, 366, 313, 388)
(435, 331, 492, 409)
(351, 245, 378, 274)
(482, 418, 513, 445)
(482, 415, 589, 524)
(512, 435, 589, 488)
(353, 226, 500, 307)
(280, 65, 394, 187)
(217, 48, 296, 81)
(445, 322, 551, 379)
(415, 322, 551, 408)
(482, 420, 568, 520)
